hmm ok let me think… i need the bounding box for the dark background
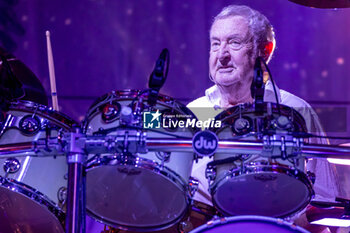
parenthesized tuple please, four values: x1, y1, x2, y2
(2, 0, 350, 138)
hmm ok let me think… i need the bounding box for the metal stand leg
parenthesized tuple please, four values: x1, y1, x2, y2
(65, 129, 86, 233)
(66, 154, 84, 233)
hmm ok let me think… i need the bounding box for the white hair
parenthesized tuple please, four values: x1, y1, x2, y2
(212, 5, 276, 63)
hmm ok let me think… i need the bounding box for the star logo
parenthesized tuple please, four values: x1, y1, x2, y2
(150, 110, 161, 122)
(143, 110, 162, 129)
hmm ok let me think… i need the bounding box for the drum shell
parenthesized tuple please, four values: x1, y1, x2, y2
(0, 123, 66, 204)
(0, 104, 74, 205)
(83, 91, 197, 230)
(208, 103, 314, 218)
(0, 101, 76, 233)
(86, 106, 194, 182)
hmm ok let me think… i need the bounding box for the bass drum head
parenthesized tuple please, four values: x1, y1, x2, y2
(0, 180, 64, 233)
(189, 216, 310, 233)
(86, 164, 187, 230)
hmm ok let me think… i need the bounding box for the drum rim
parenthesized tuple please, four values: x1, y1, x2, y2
(85, 155, 191, 231)
(82, 89, 197, 132)
(189, 215, 311, 233)
(0, 176, 65, 230)
(8, 100, 77, 130)
(212, 102, 308, 134)
(210, 163, 314, 218)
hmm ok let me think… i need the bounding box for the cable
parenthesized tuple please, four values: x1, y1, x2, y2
(260, 57, 281, 115)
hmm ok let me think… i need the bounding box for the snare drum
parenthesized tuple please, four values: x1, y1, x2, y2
(0, 101, 76, 233)
(83, 90, 197, 231)
(189, 215, 310, 233)
(207, 103, 314, 218)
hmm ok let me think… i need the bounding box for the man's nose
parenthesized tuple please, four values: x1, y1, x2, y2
(218, 44, 230, 63)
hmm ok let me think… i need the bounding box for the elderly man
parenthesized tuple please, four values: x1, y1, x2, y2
(188, 5, 342, 233)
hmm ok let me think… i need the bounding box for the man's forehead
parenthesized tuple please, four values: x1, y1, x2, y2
(210, 15, 250, 39)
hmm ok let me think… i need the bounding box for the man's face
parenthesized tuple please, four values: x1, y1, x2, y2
(209, 16, 255, 88)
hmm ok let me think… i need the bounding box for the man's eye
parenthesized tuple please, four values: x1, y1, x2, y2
(229, 40, 242, 45)
(211, 42, 220, 49)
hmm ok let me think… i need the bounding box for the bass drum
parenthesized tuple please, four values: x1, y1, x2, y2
(189, 215, 310, 233)
(83, 90, 197, 231)
(207, 103, 314, 218)
(0, 101, 76, 233)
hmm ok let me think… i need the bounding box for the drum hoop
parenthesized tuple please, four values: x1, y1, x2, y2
(0, 176, 65, 225)
(87, 204, 190, 232)
(9, 100, 76, 130)
(210, 164, 314, 217)
(86, 155, 191, 231)
(83, 89, 197, 132)
(189, 215, 311, 233)
(213, 102, 308, 134)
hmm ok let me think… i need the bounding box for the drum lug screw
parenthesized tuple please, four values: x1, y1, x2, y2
(205, 167, 216, 181)
(57, 186, 67, 207)
(188, 177, 199, 197)
(3, 158, 21, 175)
(156, 151, 171, 162)
(178, 220, 193, 233)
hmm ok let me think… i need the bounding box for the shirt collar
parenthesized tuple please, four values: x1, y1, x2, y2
(205, 80, 282, 108)
(264, 79, 282, 103)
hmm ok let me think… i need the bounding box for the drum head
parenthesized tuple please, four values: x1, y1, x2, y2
(213, 171, 311, 217)
(190, 216, 310, 233)
(0, 183, 64, 233)
(86, 164, 188, 230)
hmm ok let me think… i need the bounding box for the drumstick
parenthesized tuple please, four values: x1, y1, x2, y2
(45, 30, 59, 111)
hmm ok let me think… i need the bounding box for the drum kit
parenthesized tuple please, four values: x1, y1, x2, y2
(1, 49, 350, 233)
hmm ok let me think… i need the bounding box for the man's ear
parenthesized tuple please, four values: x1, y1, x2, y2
(262, 41, 274, 62)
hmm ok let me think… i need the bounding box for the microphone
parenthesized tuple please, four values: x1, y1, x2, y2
(251, 56, 265, 115)
(148, 48, 169, 106)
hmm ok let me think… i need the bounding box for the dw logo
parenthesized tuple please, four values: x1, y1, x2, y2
(192, 130, 218, 157)
(143, 110, 162, 129)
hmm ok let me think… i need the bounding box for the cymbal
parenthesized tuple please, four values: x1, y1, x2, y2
(0, 47, 48, 106)
(288, 0, 350, 8)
